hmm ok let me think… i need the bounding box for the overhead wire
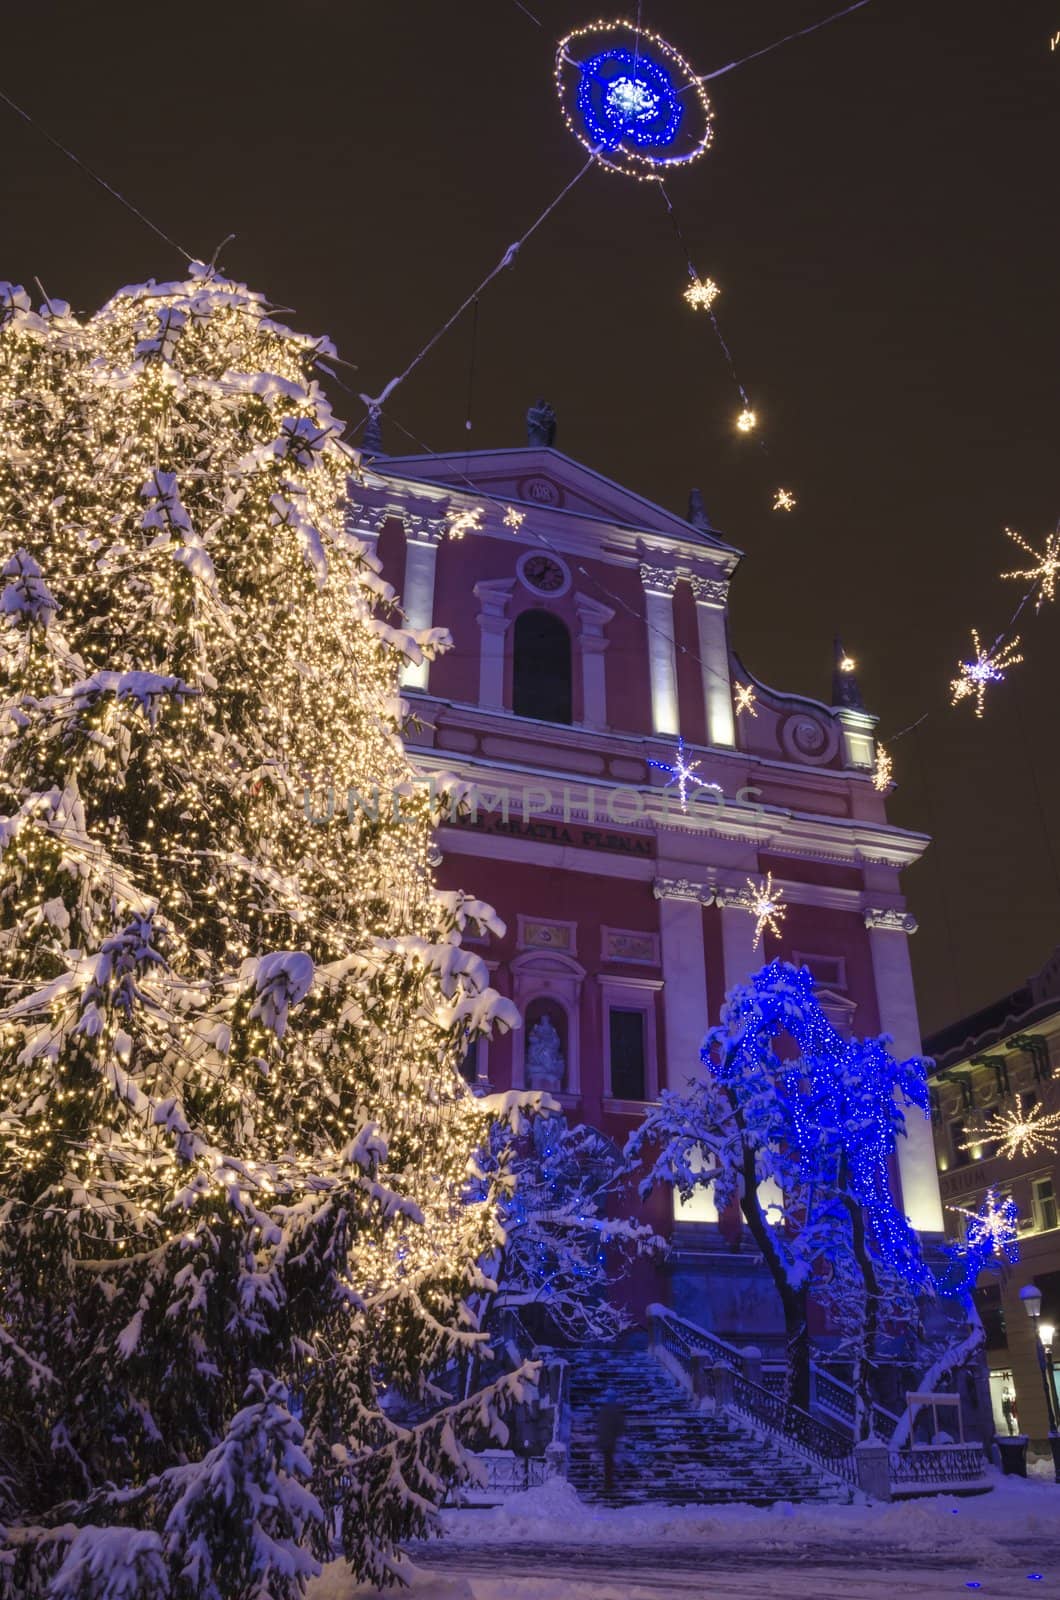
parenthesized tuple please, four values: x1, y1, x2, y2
(0, 84, 194, 264)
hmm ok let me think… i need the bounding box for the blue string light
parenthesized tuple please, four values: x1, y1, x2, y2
(709, 961, 933, 1283)
(576, 48, 683, 152)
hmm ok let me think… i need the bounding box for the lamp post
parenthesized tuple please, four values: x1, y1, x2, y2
(1020, 1283, 1060, 1482)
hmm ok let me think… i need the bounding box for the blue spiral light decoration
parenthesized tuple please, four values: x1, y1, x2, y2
(556, 20, 714, 179)
(577, 48, 684, 152)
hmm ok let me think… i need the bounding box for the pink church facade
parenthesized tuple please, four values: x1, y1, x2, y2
(354, 436, 944, 1334)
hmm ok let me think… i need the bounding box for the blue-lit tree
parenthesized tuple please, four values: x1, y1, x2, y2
(629, 962, 935, 1420)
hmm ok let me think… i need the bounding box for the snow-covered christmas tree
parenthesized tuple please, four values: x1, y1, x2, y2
(0, 271, 527, 1597)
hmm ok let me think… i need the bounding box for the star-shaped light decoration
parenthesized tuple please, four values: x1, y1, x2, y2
(772, 487, 797, 512)
(1001, 524, 1060, 610)
(503, 506, 526, 532)
(684, 276, 720, 312)
(872, 744, 894, 793)
(948, 1188, 1020, 1263)
(446, 507, 485, 541)
(736, 408, 757, 434)
(734, 682, 758, 719)
(950, 629, 1023, 718)
(745, 871, 786, 950)
(648, 738, 722, 813)
(961, 1103, 1060, 1163)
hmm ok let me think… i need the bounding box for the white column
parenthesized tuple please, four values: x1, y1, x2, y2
(716, 889, 760, 992)
(473, 579, 514, 710)
(690, 574, 735, 749)
(864, 908, 945, 1232)
(656, 878, 716, 1223)
(653, 879, 712, 1085)
(574, 593, 614, 730)
(639, 564, 680, 736)
(399, 522, 442, 690)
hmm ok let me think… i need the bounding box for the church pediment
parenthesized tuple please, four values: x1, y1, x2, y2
(375, 446, 738, 556)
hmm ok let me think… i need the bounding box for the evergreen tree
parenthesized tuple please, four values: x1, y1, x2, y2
(0, 272, 526, 1596)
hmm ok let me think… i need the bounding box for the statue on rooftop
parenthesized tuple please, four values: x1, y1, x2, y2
(526, 398, 557, 448)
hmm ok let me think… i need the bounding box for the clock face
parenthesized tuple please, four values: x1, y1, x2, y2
(522, 555, 566, 593)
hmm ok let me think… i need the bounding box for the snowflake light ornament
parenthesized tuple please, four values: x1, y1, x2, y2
(948, 1188, 1020, 1263)
(962, 1103, 1060, 1163)
(736, 408, 757, 434)
(745, 872, 786, 950)
(950, 628, 1023, 718)
(446, 506, 485, 541)
(503, 506, 526, 532)
(684, 277, 720, 312)
(734, 682, 758, 718)
(872, 744, 894, 793)
(648, 738, 722, 813)
(772, 487, 797, 512)
(1001, 523, 1060, 609)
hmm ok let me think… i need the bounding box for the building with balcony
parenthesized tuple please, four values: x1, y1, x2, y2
(924, 948, 1060, 1446)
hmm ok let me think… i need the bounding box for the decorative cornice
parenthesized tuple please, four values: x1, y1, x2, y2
(402, 510, 448, 545)
(345, 501, 397, 540)
(639, 563, 679, 597)
(714, 884, 753, 911)
(473, 578, 515, 635)
(864, 907, 918, 934)
(689, 574, 728, 606)
(653, 877, 715, 905)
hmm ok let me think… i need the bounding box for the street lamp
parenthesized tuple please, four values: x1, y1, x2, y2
(1020, 1283, 1060, 1482)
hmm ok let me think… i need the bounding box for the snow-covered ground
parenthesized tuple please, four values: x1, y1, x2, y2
(311, 1467, 1060, 1599)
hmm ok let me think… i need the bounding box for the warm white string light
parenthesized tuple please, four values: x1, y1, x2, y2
(950, 629, 1023, 718)
(445, 507, 485, 541)
(871, 744, 894, 793)
(1001, 524, 1060, 610)
(684, 277, 720, 312)
(744, 872, 786, 949)
(734, 682, 758, 718)
(961, 1103, 1060, 1163)
(947, 1188, 1020, 1261)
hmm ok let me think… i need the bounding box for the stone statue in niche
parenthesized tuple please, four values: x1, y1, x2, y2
(525, 1011, 565, 1092)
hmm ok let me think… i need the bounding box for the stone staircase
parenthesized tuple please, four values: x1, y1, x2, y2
(565, 1338, 856, 1507)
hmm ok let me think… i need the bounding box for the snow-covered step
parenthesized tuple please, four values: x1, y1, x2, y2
(563, 1339, 855, 1508)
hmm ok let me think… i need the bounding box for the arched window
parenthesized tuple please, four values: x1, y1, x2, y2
(512, 609, 572, 724)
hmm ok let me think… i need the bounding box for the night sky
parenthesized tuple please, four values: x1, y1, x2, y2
(3, 0, 1058, 1033)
